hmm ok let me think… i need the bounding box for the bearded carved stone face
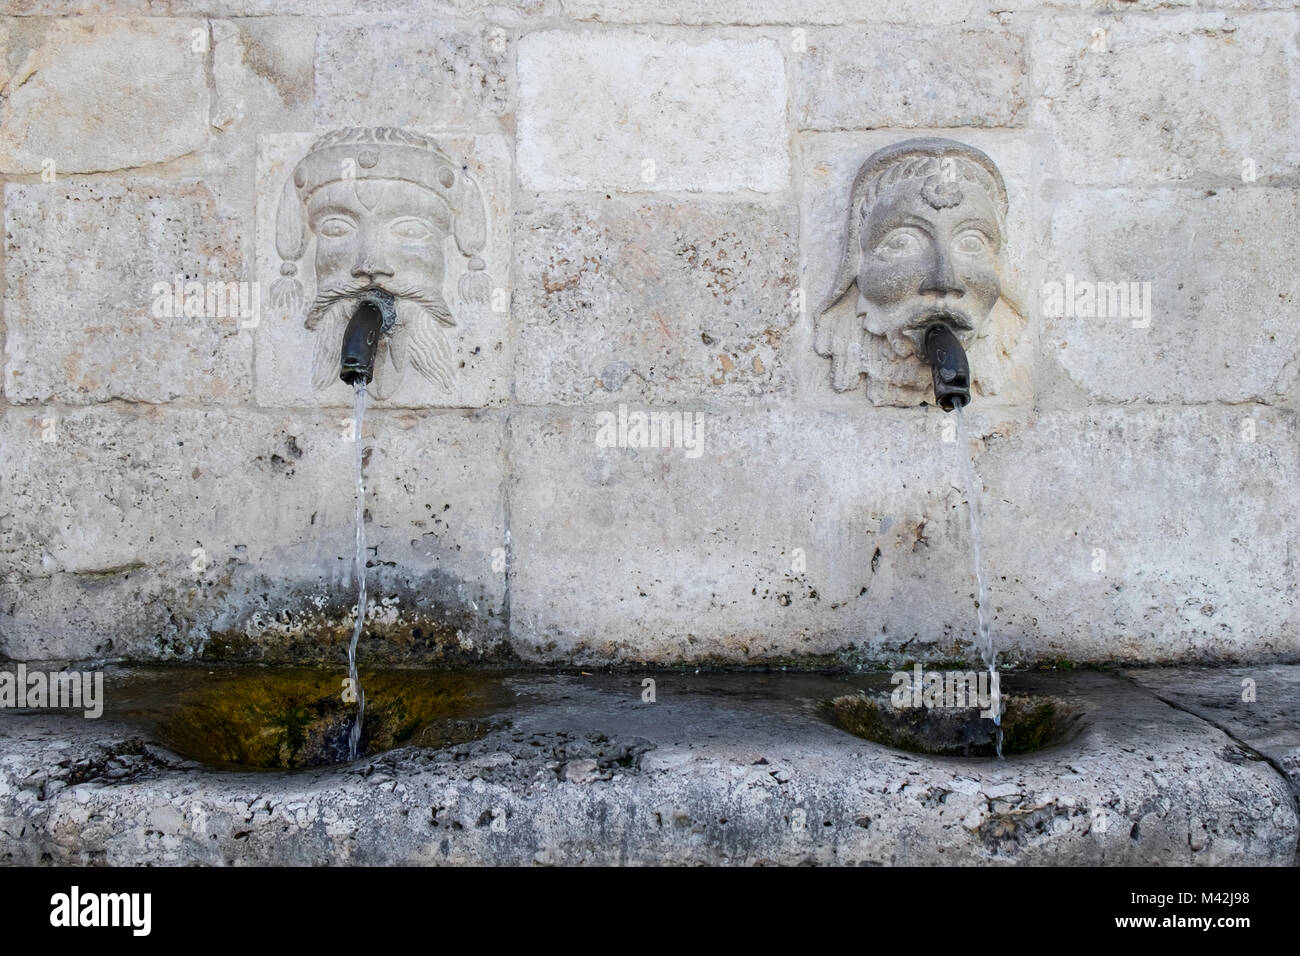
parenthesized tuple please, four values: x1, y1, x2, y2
(305, 178, 457, 398)
(856, 173, 1002, 362)
(271, 127, 490, 402)
(308, 179, 450, 297)
(814, 137, 1018, 406)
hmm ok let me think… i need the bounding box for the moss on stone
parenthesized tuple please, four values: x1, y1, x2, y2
(159, 669, 502, 769)
(821, 691, 1085, 758)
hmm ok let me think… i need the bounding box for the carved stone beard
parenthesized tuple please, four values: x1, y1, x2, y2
(855, 291, 934, 403)
(308, 288, 455, 400)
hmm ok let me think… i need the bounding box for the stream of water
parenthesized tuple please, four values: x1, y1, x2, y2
(953, 403, 1002, 756)
(347, 381, 368, 761)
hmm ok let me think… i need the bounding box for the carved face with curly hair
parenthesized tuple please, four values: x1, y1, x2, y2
(816, 138, 1017, 403)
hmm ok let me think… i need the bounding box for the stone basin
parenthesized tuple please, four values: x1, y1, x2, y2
(0, 665, 1296, 866)
(106, 667, 513, 770)
(821, 688, 1087, 758)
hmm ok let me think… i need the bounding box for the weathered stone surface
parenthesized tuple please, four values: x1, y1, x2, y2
(508, 405, 1299, 666)
(5, 402, 1290, 667)
(0, 405, 508, 662)
(149, 0, 558, 14)
(314, 21, 511, 132)
(0, 0, 1294, 682)
(508, 406, 951, 665)
(517, 32, 789, 193)
(513, 198, 798, 405)
(564, 0, 976, 23)
(211, 18, 316, 134)
(795, 28, 1027, 130)
(978, 407, 1300, 663)
(253, 133, 513, 409)
(994, 0, 1287, 10)
(0, 18, 211, 174)
(3, 179, 251, 405)
(1041, 185, 1300, 404)
(1123, 665, 1300, 797)
(0, 22, 8, 105)
(0, 670, 1294, 865)
(0, 0, 1296, 877)
(1030, 13, 1300, 184)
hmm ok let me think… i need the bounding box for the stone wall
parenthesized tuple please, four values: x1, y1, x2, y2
(1, 1, 1297, 667)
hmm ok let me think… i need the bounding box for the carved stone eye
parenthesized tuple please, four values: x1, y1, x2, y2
(319, 216, 354, 238)
(390, 217, 434, 241)
(953, 231, 990, 257)
(874, 227, 923, 259)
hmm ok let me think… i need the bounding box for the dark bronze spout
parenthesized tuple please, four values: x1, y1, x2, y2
(340, 291, 396, 387)
(923, 323, 971, 411)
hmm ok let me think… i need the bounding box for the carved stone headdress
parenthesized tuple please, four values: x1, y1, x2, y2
(270, 127, 490, 318)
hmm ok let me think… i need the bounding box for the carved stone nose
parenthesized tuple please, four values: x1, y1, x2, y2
(920, 250, 964, 298)
(351, 262, 394, 281)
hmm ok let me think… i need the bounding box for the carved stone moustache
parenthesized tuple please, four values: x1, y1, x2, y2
(816, 137, 1011, 405)
(272, 127, 490, 400)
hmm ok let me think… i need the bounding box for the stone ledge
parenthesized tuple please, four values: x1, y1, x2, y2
(1, 669, 1294, 865)
(1122, 665, 1300, 800)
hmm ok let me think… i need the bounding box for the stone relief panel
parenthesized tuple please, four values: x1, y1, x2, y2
(254, 128, 511, 408)
(811, 136, 1030, 407)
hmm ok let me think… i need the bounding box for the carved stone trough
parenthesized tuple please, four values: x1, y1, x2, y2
(2, 667, 1295, 866)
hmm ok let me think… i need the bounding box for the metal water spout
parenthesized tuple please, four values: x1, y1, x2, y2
(923, 323, 970, 411)
(339, 290, 397, 387)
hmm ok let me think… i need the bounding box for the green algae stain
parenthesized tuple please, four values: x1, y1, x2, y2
(821, 692, 1085, 758)
(156, 669, 503, 770)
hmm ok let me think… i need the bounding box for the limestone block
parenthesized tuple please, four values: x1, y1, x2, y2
(314, 20, 511, 132)
(1041, 186, 1300, 403)
(512, 197, 799, 405)
(3, 179, 251, 404)
(564, 0, 976, 24)
(794, 28, 1027, 130)
(0, 18, 211, 174)
(517, 31, 789, 193)
(0, 405, 508, 661)
(1030, 13, 1300, 184)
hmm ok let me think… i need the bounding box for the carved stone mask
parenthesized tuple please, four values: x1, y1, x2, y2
(856, 169, 1002, 359)
(816, 138, 1014, 404)
(271, 127, 491, 400)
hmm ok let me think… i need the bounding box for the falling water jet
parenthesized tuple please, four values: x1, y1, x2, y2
(336, 292, 393, 762)
(347, 381, 368, 760)
(952, 398, 1003, 757)
(921, 322, 1002, 755)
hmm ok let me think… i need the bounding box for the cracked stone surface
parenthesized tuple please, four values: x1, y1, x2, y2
(0, 18, 211, 174)
(0, 668, 1294, 865)
(1122, 665, 1300, 799)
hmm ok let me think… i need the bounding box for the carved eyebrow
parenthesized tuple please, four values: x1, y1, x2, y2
(309, 205, 359, 223)
(900, 215, 937, 235)
(954, 216, 998, 235)
(867, 215, 934, 242)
